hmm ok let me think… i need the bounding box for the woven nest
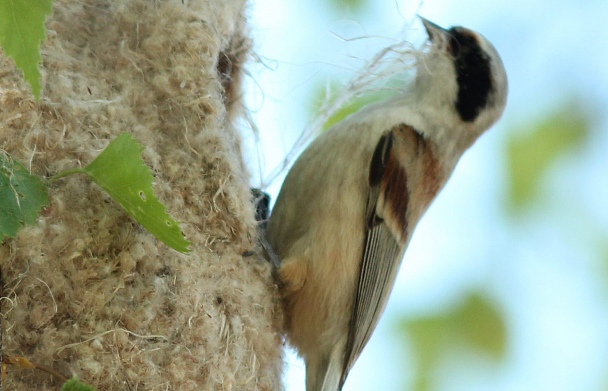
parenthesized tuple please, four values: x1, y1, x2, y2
(0, 0, 283, 389)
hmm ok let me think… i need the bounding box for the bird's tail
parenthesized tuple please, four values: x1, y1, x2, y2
(305, 352, 344, 391)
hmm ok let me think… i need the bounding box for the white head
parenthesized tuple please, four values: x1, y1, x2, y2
(414, 17, 508, 148)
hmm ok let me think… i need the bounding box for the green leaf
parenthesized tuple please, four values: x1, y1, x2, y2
(0, 152, 49, 241)
(398, 292, 506, 391)
(310, 82, 392, 132)
(82, 133, 191, 253)
(61, 377, 97, 391)
(0, 0, 54, 100)
(326, 0, 367, 13)
(506, 103, 590, 211)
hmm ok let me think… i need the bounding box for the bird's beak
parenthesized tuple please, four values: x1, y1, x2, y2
(419, 16, 447, 42)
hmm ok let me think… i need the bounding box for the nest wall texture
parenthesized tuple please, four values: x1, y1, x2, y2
(0, 0, 283, 389)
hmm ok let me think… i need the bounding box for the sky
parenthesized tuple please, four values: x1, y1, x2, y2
(243, 1, 608, 390)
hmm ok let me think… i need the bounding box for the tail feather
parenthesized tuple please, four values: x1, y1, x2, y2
(305, 351, 345, 391)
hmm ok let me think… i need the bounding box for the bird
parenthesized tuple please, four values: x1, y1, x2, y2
(265, 16, 508, 391)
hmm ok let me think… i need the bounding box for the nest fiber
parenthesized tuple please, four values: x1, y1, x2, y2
(0, 0, 282, 389)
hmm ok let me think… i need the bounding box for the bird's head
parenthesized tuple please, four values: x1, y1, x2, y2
(415, 17, 508, 145)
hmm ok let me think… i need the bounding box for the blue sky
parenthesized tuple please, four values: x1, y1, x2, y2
(244, 1, 608, 390)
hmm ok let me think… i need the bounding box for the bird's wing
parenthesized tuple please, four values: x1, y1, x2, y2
(340, 125, 412, 387)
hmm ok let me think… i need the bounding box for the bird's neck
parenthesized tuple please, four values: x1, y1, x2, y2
(389, 93, 478, 172)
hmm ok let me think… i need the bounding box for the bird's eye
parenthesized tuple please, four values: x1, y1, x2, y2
(447, 27, 493, 122)
(447, 36, 460, 57)
(447, 27, 478, 58)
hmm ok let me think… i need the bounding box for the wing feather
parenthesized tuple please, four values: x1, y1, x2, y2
(340, 126, 411, 387)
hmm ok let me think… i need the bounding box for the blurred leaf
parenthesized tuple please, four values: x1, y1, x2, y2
(62, 377, 96, 391)
(0, 152, 49, 241)
(454, 294, 506, 357)
(506, 103, 590, 211)
(398, 292, 506, 391)
(0, 0, 54, 100)
(327, 0, 367, 13)
(82, 133, 191, 253)
(310, 82, 392, 131)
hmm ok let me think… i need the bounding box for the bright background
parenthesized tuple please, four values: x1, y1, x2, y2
(242, 1, 608, 390)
